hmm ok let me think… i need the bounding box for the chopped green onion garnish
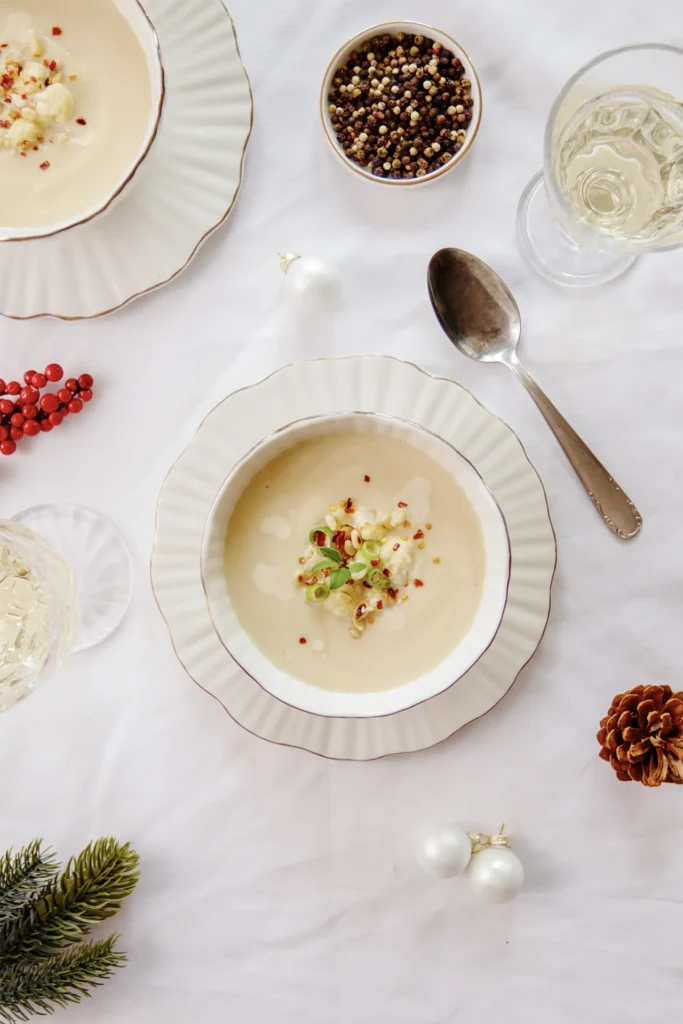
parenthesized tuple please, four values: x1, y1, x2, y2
(311, 559, 338, 573)
(348, 562, 368, 578)
(360, 540, 380, 560)
(309, 525, 333, 545)
(329, 567, 351, 590)
(320, 546, 343, 564)
(306, 583, 329, 603)
(367, 567, 391, 589)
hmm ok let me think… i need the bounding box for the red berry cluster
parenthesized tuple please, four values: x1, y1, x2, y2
(0, 364, 94, 456)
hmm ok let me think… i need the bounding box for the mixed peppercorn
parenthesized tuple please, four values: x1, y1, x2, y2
(327, 30, 474, 179)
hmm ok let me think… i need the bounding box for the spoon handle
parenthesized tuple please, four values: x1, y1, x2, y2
(505, 355, 642, 540)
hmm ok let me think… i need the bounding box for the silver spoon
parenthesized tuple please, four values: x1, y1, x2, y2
(428, 247, 642, 540)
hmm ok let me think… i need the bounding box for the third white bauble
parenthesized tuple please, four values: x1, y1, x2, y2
(418, 825, 472, 878)
(468, 846, 524, 903)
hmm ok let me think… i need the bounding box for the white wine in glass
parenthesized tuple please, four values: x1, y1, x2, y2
(518, 44, 683, 286)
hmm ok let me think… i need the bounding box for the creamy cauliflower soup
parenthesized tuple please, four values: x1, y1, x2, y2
(224, 432, 487, 693)
(0, 1, 153, 230)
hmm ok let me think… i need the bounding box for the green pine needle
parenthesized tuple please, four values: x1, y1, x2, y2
(0, 838, 139, 963)
(0, 843, 58, 927)
(0, 935, 126, 1023)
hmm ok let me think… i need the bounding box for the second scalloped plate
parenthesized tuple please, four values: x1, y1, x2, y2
(151, 355, 557, 760)
(0, 0, 252, 320)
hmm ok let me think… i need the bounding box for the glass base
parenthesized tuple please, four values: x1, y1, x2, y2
(517, 171, 638, 287)
(13, 505, 132, 654)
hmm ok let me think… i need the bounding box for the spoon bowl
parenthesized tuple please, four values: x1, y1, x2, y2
(428, 248, 520, 362)
(428, 247, 642, 540)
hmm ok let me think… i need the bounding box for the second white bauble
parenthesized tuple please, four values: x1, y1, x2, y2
(468, 846, 524, 903)
(418, 825, 472, 878)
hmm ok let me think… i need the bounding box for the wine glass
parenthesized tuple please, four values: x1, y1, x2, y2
(517, 44, 683, 287)
(0, 506, 132, 712)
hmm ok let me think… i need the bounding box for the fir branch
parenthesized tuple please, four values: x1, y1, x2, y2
(0, 843, 58, 927)
(0, 838, 139, 963)
(0, 935, 126, 1023)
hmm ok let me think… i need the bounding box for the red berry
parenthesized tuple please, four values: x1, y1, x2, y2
(0, 380, 5, 394)
(78, 373, 94, 390)
(5, 381, 20, 395)
(21, 404, 38, 419)
(23, 419, 40, 437)
(79, 389, 93, 403)
(0, 399, 15, 416)
(59, 404, 70, 416)
(57, 388, 72, 404)
(38, 418, 53, 433)
(40, 393, 60, 414)
(10, 412, 24, 427)
(0, 439, 16, 455)
(48, 411, 63, 427)
(0, 426, 7, 441)
(67, 397, 83, 414)
(23, 370, 37, 385)
(19, 386, 39, 404)
(64, 378, 79, 393)
(45, 363, 63, 382)
(9, 426, 23, 441)
(31, 372, 47, 389)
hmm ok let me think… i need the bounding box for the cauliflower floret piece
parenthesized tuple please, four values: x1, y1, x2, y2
(36, 83, 73, 124)
(352, 507, 385, 541)
(381, 538, 414, 587)
(6, 116, 41, 149)
(326, 587, 354, 618)
(20, 61, 50, 94)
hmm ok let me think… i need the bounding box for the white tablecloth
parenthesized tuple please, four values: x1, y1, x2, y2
(2, 1, 683, 1021)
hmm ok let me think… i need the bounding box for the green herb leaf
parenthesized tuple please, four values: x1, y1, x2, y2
(311, 560, 337, 573)
(348, 562, 367, 575)
(329, 568, 351, 590)
(319, 547, 343, 564)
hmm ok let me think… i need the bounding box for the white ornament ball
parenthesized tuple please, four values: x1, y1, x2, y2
(418, 825, 472, 878)
(468, 846, 524, 903)
(283, 255, 341, 310)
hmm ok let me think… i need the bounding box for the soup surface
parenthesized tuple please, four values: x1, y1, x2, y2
(0, 1, 153, 229)
(224, 432, 487, 692)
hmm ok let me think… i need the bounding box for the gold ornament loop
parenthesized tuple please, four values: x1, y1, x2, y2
(277, 252, 301, 273)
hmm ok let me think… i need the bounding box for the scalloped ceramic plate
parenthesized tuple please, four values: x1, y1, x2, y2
(0, 0, 252, 319)
(151, 356, 557, 760)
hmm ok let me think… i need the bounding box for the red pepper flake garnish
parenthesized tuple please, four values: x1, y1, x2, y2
(354, 604, 367, 621)
(392, 543, 400, 552)
(299, 637, 307, 645)
(363, 475, 370, 483)
(387, 588, 397, 599)
(51, 26, 63, 35)
(49, 60, 57, 72)
(332, 529, 346, 554)
(76, 118, 87, 126)
(413, 529, 424, 540)
(313, 530, 327, 548)
(362, 581, 371, 589)
(32, 146, 38, 151)
(370, 559, 380, 567)
(382, 568, 391, 578)
(19, 151, 26, 157)
(43, 59, 50, 67)
(414, 578, 424, 588)
(40, 161, 50, 170)
(0, 43, 8, 48)
(397, 501, 408, 508)
(377, 600, 383, 610)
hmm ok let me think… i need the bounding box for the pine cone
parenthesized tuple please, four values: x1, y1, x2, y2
(597, 685, 683, 786)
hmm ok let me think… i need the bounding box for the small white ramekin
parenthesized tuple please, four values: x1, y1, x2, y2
(320, 20, 482, 187)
